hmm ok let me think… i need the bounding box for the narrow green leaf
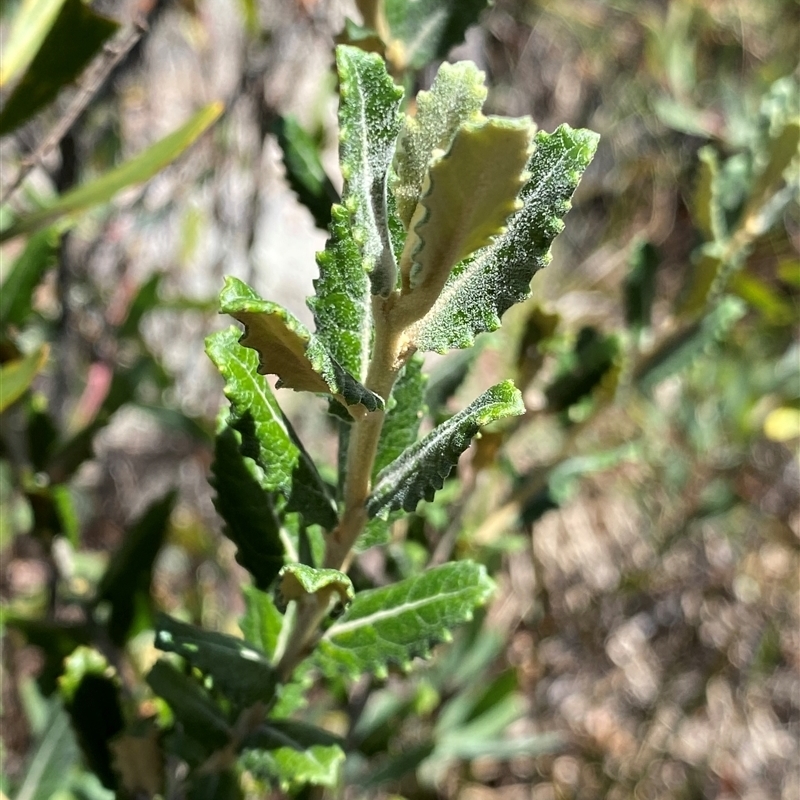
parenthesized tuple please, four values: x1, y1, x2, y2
(393, 60, 487, 226)
(211, 425, 285, 590)
(240, 586, 284, 662)
(153, 614, 277, 711)
(336, 45, 404, 296)
(0, 102, 224, 242)
(0, 0, 66, 87)
(635, 296, 746, 393)
(411, 125, 599, 352)
(315, 560, 495, 678)
(308, 204, 372, 382)
(274, 115, 338, 230)
(691, 146, 726, 242)
(205, 327, 337, 530)
(745, 120, 800, 218)
(240, 721, 345, 790)
(624, 241, 659, 331)
(145, 660, 231, 751)
(677, 240, 730, 317)
(382, 0, 490, 70)
(0, 0, 118, 135)
(374, 353, 427, 476)
(396, 117, 534, 328)
(0, 227, 59, 327)
(220, 276, 383, 414)
(0, 344, 48, 412)
(13, 699, 80, 800)
(367, 381, 524, 520)
(95, 491, 175, 646)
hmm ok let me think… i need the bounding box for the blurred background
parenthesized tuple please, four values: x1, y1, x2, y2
(1, 0, 798, 798)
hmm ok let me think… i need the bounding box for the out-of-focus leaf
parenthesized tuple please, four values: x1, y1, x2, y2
(240, 586, 284, 662)
(205, 327, 337, 529)
(0, 0, 118, 134)
(730, 272, 796, 326)
(239, 720, 345, 791)
(691, 147, 725, 242)
(109, 727, 164, 798)
(211, 424, 285, 590)
(274, 115, 338, 230)
(367, 381, 524, 520)
(745, 120, 800, 218)
(314, 560, 495, 678)
(380, 0, 491, 71)
(515, 305, 559, 390)
(544, 327, 619, 413)
(0, 0, 66, 87)
(95, 491, 175, 646)
(336, 45, 403, 296)
(117, 273, 162, 339)
(145, 660, 231, 752)
(0, 228, 59, 327)
(0, 102, 224, 242)
(0, 344, 48, 412)
(12, 698, 80, 800)
(59, 647, 124, 791)
(153, 613, 277, 712)
(424, 346, 481, 421)
(678, 240, 728, 317)
(219, 277, 384, 414)
(635, 295, 746, 393)
(624, 241, 659, 331)
(187, 770, 243, 800)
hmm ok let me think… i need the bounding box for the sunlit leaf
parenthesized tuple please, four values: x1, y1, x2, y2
(0, 344, 49, 412)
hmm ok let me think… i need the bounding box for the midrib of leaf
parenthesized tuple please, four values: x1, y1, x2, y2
(322, 593, 445, 638)
(402, 9, 447, 67)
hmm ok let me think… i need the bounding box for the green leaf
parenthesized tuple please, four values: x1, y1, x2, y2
(0, 0, 118, 135)
(145, 660, 231, 752)
(205, 327, 337, 530)
(336, 45, 404, 296)
(393, 60, 487, 226)
(691, 146, 725, 242)
(0, 344, 48, 412)
(374, 353, 427, 476)
(275, 564, 354, 614)
(745, 119, 800, 218)
(367, 380, 524, 520)
(0, 102, 224, 242)
(59, 648, 124, 791)
(240, 721, 345, 790)
(314, 560, 495, 678)
(211, 425, 285, 590)
(635, 296, 747, 393)
(0, 0, 66, 87)
(382, 0, 491, 70)
(274, 115, 338, 230)
(240, 586, 284, 662)
(396, 117, 534, 328)
(12, 699, 81, 800)
(678, 240, 728, 317)
(308, 204, 372, 382)
(411, 125, 599, 352)
(544, 327, 620, 413)
(95, 491, 175, 646)
(153, 614, 277, 712)
(0, 227, 59, 327)
(624, 241, 659, 331)
(219, 277, 384, 415)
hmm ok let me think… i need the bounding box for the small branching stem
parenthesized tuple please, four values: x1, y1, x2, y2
(280, 292, 409, 678)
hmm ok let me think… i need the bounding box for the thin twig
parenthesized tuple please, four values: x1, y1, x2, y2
(1, 21, 147, 204)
